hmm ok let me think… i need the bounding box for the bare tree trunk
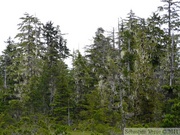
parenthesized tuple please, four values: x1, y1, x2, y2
(118, 19, 125, 135)
(113, 27, 115, 49)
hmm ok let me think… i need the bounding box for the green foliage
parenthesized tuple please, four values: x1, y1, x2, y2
(0, 2, 180, 133)
(69, 131, 102, 135)
(0, 113, 69, 134)
(163, 101, 180, 127)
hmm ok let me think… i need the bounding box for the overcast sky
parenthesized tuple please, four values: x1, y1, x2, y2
(0, 0, 162, 56)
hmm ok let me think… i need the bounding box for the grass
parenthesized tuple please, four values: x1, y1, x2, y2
(68, 131, 102, 135)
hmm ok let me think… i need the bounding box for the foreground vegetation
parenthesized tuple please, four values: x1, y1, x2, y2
(0, 0, 180, 134)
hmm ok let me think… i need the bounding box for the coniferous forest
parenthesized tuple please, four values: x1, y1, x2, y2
(0, 0, 180, 134)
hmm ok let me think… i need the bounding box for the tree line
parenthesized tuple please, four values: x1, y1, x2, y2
(0, 0, 180, 134)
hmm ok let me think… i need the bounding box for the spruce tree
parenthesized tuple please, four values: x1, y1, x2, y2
(158, 0, 180, 86)
(42, 21, 70, 113)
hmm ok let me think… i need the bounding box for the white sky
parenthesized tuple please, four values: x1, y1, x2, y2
(0, 0, 162, 58)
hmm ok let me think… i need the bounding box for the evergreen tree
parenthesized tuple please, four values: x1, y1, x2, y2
(1, 37, 16, 90)
(41, 21, 70, 113)
(72, 50, 94, 123)
(51, 60, 71, 124)
(11, 13, 43, 99)
(158, 0, 180, 86)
